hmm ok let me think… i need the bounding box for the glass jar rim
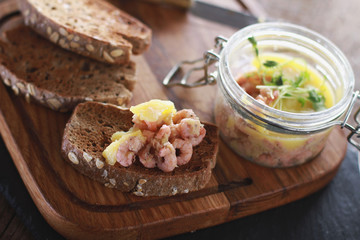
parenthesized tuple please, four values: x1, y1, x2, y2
(218, 22, 355, 133)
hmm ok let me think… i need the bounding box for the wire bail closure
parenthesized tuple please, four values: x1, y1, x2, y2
(341, 90, 360, 151)
(162, 36, 228, 88)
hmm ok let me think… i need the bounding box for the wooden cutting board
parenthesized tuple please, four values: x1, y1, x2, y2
(0, 1, 348, 239)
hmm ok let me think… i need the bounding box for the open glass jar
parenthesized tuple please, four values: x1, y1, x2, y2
(164, 22, 360, 168)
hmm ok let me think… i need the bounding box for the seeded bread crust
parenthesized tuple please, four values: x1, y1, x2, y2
(17, 0, 152, 64)
(0, 24, 136, 112)
(61, 102, 219, 197)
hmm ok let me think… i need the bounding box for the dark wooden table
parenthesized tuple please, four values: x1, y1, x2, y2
(1, 0, 360, 239)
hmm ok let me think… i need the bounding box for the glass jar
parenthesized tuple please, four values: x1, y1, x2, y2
(214, 22, 355, 167)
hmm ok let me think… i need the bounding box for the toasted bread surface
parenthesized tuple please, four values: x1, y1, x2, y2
(61, 102, 219, 197)
(17, 0, 152, 64)
(0, 23, 136, 112)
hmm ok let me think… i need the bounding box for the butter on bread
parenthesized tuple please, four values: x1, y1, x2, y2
(61, 102, 219, 197)
(17, 0, 152, 64)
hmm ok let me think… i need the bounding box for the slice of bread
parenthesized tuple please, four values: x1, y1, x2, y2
(17, 0, 152, 64)
(61, 102, 219, 197)
(0, 23, 136, 112)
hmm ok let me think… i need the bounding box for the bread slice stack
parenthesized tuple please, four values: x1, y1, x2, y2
(0, 0, 152, 111)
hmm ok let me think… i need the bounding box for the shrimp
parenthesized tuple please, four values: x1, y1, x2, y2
(255, 87, 279, 105)
(188, 127, 206, 146)
(155, 125, 171, 143)
(172, 138, 193, 165)
(142, 130, 155, 141)
(139, 126, 172, 169)
(156, 142, 177, 172)
(116, 136, 145, 167)
(176, 118, 206, 146)
(138, 144, 156, 168)
(132, 115, 159, 131)
(237, 73, 273, 98)
(172, 109, 198, 124)
(237, 74, 262, 98)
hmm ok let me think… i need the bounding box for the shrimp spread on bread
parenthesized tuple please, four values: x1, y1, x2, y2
(102, 100, 206, 172)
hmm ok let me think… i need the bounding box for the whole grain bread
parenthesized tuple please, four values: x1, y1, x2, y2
(17, 0, 152, 64)
(61, 102, 219, 197)
(0, 22, 136, 112)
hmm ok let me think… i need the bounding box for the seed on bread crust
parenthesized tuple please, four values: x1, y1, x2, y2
(138, 179, 147, 185)
(183, 189, 189, 194)
(59, 38, 66, 47)
(49, 32, 59, 43)
(104, 183, 114, 188)
(123, 182, 129, 187)
(27, 84, 36, 96)
(16, 82, 26, 92)
(124, 74, 135, 81)
(68, 152, 79, 164)
(46, 26, 52, 35)
(103, 51, 115, 63)
(12, 85, 19, 95)
(110, 49, 124, 57)
(83, 152, 93, 162)
(3, 78, 11, 86)
(85, 44, 94, 52)
(95, 158, 104, 169)
(47, 98, 62, 110)
(109, 178, 116, 186)
(133, 191, 144, 197)
(25, 93, 31, 103)
(59, 27, 68, 36)
(67, 34, 74, 40)
(171, 187, 178, 196)
(24, 9, 30, 16)
(70, 41, 80, 49)
(101, 170, 108, 178)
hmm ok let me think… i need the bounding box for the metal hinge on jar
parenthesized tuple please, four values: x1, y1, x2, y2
(341, 90, 360, 151)
(162, 36, 227, 87)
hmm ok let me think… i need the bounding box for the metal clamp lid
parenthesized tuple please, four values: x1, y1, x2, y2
(342, 90, 360, 151)
(162, 36, 227, 88)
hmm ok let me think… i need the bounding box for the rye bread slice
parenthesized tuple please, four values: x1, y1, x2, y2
(17, 0, 152, 64)
(0, 23, 136, 112)
(61, 102, 219, 197)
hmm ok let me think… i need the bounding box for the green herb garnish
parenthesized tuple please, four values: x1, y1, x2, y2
(247, 37, 327, 112)
(293, 71, 310, 88)
(248, 36, 259, 57)
(297, 97, 306, 107)
(263, 60, 278, 68)
(308, 89, 326, 111)
(272, 75, 283, 86)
